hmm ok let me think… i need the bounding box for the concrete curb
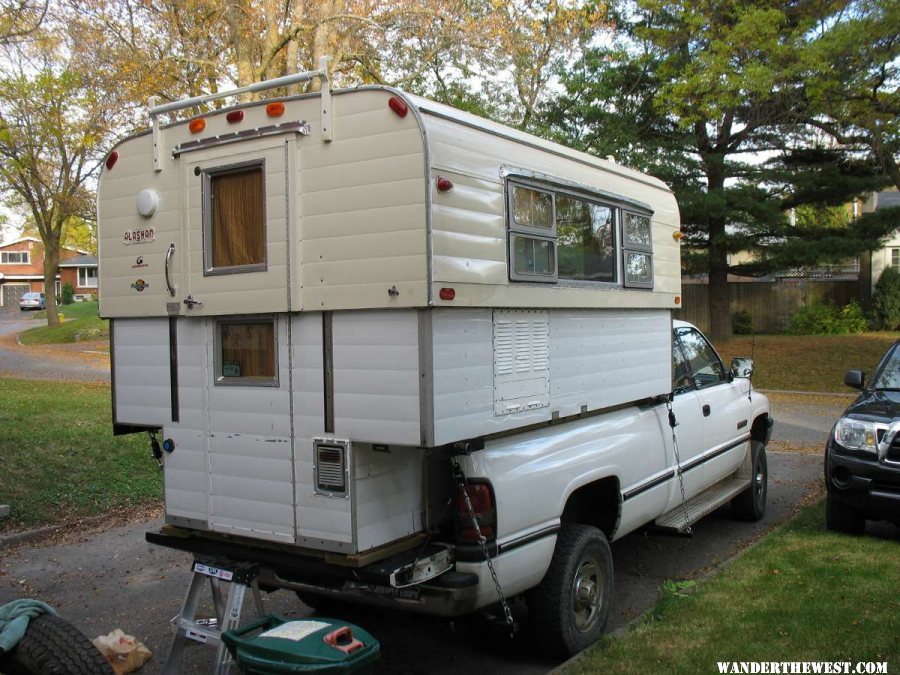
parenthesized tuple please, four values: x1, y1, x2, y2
(0, 525, 61, 548)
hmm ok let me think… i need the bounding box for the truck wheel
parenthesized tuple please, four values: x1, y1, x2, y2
(825, 494, 865, 534)
(0, 614, 113, 675)
(526, 524, 613, 658)
(732, 440, 767, 521)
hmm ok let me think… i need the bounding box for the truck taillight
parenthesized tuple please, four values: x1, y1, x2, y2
(456, 481, 496, 543)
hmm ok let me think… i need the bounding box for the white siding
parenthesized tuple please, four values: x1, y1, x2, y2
(430, 308, 672, 445)
(332, 310, 421, 445)
(112, 318, 171, 426)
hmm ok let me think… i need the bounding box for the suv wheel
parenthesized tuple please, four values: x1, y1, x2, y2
(825, 494, 865, 534)
(526, 524, 613, 658)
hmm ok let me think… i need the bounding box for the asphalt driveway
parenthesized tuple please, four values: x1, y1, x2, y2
(0, 306, 110, 382)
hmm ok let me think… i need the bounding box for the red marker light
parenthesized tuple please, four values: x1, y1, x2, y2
(439, 288, 455, 301)
(188, 118, 206, 134)
(105, 151, 119, 170)
(266, 102, 285, 117)
(388, 96, 408, 118)
(436, 176, 453, 193)
(226, 110, 244, 124)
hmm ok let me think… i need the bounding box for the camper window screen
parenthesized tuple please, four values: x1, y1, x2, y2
(205, 163, 266, 273)
(217, 320, 277, 385)
(556, 196, 615, 282)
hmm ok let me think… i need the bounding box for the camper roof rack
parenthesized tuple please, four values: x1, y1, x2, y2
(148, 56, 332, 171)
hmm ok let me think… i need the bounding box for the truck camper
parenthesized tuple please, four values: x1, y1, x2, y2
(98, 59, 772, 658)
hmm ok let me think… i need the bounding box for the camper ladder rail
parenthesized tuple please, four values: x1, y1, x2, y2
(149, 56, 332, 170)
(163, 556, 266, 675)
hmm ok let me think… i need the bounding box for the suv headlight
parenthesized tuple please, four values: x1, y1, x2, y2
(833, 418, 878, 454)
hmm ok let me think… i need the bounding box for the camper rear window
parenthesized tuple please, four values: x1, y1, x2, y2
(204, 163, 266, 274)
(506, 180, 653, 288)
(216, 319, 277, 386)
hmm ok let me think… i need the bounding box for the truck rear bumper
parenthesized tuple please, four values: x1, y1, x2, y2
(147, 527, 556, 617)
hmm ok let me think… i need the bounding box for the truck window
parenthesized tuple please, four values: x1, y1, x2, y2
(204, 162, 266, 274)
(673, 338, 692, 392)
(215, 318, 277, 385)
(675, 328, 728, 389)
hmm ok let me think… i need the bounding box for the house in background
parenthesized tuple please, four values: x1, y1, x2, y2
(862, 191, 900, 292)
(0, 237, 98, 307)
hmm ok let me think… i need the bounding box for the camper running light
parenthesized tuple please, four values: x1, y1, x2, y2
(436, 176, 454, 193)
(266, 102, 286, 117)
(226, 110, 244, 124)
(105, 151, 118, 170)
(456, 482, 496, 542)
(188, 118, 206, 134)
(388, 96, 408, 118)
(439, 287, 456, 301)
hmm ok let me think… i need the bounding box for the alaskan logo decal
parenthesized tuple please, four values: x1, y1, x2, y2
(123, 227, 155, 245)
(131, 279, 149, 292)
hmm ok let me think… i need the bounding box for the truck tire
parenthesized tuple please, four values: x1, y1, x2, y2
(732, 440, 767, 521)
(0, 614, 113, 675)
(526, 524, 613, 658)
(825, 494, 865, 534)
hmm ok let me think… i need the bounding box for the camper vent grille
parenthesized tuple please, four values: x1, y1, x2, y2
(315, 442, 347, 494)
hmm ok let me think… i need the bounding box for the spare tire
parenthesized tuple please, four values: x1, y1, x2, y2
(1, 614, 113, 675)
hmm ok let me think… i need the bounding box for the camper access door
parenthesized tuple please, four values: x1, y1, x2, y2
(181, 136, 297, 316)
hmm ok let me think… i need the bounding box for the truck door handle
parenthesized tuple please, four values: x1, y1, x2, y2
(702, 404, 711, 417)
(165, 243, 176, 297)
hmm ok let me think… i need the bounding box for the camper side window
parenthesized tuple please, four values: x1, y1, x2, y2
(203, 162, 266, 274)
(506, 179, 654, 288)
(508, 184, 557, 282)
(215, 319, 278, 386)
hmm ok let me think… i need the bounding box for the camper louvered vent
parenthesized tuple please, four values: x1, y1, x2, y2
(493, 309, 550, 416)
(315, 440, 349, 495)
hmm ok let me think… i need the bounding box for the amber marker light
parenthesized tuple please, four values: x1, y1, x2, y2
(188, 118, 206, 134)
(673, 231, 684, 241)
(266, 102, 285, 117)
(674, 296, 681, 305)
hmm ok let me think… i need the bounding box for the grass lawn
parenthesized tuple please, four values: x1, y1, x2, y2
(0, 378, 162, 532)
(717, 332, 898, 392)
(567, 501, 900, 674)
(19, 301, 108, 345)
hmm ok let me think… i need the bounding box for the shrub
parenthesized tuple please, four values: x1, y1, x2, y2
(61, 282, 75, 305)
(787, 301, 868, 335)
(732, 309, 754, 335)
(872, 267, 900, 330)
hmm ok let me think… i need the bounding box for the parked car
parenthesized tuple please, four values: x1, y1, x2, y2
(18, 292, 45, 311)
(825, 340, 900, 533)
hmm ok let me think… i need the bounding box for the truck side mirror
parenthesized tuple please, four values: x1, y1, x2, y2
(844, 370, 864, 390)
(730, 357, 753, 379)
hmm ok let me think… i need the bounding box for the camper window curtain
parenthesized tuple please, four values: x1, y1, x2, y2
(209, 165, 265, 269)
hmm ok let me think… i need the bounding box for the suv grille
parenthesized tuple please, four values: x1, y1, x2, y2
(315, 441, 347, 494)
(887, 435, 900, 464)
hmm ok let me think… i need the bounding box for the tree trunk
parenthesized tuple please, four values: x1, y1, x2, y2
(705, 155, 732, 341)
(42, 240, 61, 327)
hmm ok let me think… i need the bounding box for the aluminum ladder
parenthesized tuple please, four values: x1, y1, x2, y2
(163, 556, 266, 674)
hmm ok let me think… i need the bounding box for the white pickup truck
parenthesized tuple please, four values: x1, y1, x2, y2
(149, 319, 771, 657)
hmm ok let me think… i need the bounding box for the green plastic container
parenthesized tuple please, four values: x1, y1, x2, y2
(221, 614, 380, 674)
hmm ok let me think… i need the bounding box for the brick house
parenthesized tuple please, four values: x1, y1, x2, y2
(0, 237, 99, 307)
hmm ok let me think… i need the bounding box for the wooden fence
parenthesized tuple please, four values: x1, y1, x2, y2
(676, 279, 863, 334)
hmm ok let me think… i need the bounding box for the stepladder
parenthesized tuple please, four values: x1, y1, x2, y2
(163, 556, 266, 674)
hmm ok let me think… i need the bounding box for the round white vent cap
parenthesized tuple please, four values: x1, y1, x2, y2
(136, 189, 159, 218)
